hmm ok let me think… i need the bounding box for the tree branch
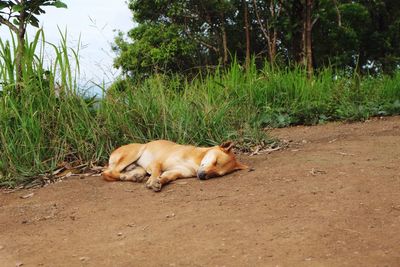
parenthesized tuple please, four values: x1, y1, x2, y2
(311, 15, 319, 29)
(0, 16, 19, 33)
(183, 19, 219, 53)
(332, 0, 342, 27)
(252, 0, 271, 44)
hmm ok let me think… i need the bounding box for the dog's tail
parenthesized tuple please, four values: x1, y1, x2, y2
(102, 144, 146, 181)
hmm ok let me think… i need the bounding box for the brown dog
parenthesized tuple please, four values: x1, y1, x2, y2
(102, 140, 248, 191)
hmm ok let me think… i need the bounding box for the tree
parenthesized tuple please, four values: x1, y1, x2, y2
(113, 23, 197, 78)
(311, 0, 400, 73)
(243, 0, 251, 69)
(358, 0, 400, 73)
(252, 0, 282, 64)
(115, 0, 400, 77)
(304, 0, 313, 78)
(0, 0, 67, 92)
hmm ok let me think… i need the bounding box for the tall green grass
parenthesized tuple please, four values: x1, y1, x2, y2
(1, 30, 400, 186)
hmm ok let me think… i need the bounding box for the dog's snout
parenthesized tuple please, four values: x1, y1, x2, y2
(197, 171, 207, 180)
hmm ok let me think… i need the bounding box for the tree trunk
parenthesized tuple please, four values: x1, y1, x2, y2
(305, 0, 313, 78)
(290, 0, 304, 64)
(16, 2, 27, 93)
(243, 0, 251, 69)
(332, 0, 342, 27)
(16, 25, 26, 91)
(221, 25, 229, 65)
(220, 16, 229, 65)
(269, 0, 281, 65)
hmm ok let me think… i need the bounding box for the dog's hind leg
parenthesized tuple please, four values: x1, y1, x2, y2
(103, 144, 145, 181)
(120, 166, 148, 182)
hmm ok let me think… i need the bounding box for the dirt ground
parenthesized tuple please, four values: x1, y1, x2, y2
(1, 116, 400, 267)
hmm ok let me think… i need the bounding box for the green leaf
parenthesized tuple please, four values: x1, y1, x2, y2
(0, 2, 9, 9)
(12, 4, 23, 12)
(29, 16, 39, 27)
(12, 18, 19, 26)
(53, 1, 67, 8)
(32, 7, 45, 15)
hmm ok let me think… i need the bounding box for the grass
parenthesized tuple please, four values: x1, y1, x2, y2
(1, 31, 400, 186)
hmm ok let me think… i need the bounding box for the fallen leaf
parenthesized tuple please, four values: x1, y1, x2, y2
(79, 257, 90, 262)
(310, 168, 327, 176)
(20, 193, 34, 199)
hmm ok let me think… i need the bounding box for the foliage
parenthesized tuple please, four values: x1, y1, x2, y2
(0, 0, 67, 29)
(114, 0, 400, 78)
(0, 0, 67, 91)
(1, 30, 400, 186)
(113, 23, 197, 78)
(1, 1, 399, 189)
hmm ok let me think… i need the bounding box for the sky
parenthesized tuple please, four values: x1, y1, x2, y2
(0, 0, 133, 91)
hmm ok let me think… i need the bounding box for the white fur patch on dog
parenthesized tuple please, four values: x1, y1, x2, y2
(200, 151, 217, 167)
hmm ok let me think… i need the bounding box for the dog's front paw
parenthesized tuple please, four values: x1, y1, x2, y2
(146, 178, 162, 192)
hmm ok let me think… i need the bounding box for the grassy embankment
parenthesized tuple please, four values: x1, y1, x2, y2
(1, 30, 399, 186)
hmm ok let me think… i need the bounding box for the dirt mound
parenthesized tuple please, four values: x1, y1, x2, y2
(1, 116, 400, 266)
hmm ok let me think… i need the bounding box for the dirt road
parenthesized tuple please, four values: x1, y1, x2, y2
(1, 117, 400, 267)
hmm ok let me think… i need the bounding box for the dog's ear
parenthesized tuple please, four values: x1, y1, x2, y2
(220, 141, 234, 152)
(235, 162, 248, 170)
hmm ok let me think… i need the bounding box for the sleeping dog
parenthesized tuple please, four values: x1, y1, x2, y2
(103, 140, 248, 191)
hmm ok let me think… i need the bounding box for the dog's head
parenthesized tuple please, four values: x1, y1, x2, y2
(197, 141, 248, 180)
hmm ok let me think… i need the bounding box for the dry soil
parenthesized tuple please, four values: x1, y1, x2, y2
(1, 116, 400, 267)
